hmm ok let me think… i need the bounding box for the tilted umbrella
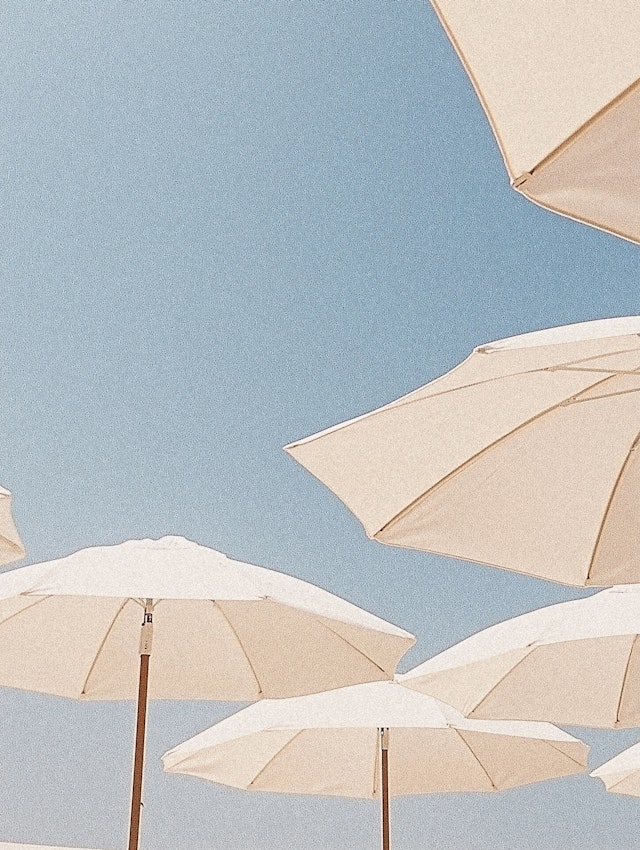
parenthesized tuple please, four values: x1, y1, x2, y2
(162, 680, 588, 850)
(0, 486, 24, 566)
(286, 315, 640, 586)
(428, 1, 640, 244)
(399, 584, 640, 729)
(0, 535, 414, 850)
(591, 741, 640, 796)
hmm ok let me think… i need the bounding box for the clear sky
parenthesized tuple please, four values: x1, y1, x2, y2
(2, 2, 640, 849)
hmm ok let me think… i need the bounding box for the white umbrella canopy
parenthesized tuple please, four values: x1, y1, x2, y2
(0, 486, 25, 567)
(429, 1, 640, 244)
(399, 584, 640, 729)
(0, 534, 414, 700)
(0, 535, 414, 850)
(591, 741, 640, 796)
(162, 681, 588, 850)
(286, 316, 640, 586)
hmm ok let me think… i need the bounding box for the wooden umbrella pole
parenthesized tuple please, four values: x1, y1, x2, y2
(380, 728, 390, 850)
(128, 600, 153, 850)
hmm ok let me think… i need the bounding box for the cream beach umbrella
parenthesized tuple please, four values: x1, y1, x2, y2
(0, 535, 414, 850)
(399, 584, 640, 729)
(428, 1, 640, 244)
(162, 680, 588, 850)
(285, 315, 640, 587)
(0, 486, 24, 566)
(591, 741, 640, 796)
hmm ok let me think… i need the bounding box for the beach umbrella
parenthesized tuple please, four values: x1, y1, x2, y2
(162, 680, 588, 850)
(0, 845, 105, 850)
(591, 741, 640, 796)
(399, 584, 640, 729)
(0, 535, 414, 850)
(0, 486, 24, 566)
(428, 1, 640, 244)
(285, 315, 640, 586)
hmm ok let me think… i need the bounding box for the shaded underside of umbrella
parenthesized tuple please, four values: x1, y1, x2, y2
(428, 1, 640, 244)
(591, 741, 640, 796)
(400, 584, 640, 729)
(285, 316, 640, 586)
(0, 486, 25, 567)
(0, 535, 414, 700)
(163, 681, 587, 850)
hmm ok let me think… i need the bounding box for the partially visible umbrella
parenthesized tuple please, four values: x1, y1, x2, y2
(428, 1, 640, 244)
(0, 845, 107, 850)
(0, 536, 414, 850)
(162, 680, 588, 850)
(399, 584, 640, 729)
(591, 741, 640, 796)
(0, 486, 24, 566)
(285, 316, 640, 586)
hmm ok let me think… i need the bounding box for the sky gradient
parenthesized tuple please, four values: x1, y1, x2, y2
(3, 2, 640, 849)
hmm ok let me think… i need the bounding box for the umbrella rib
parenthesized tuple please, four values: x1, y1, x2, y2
(212, 600, 265, 697)
(378, 373, 618, 538)
(586, 425, 640, 584)
(246, 729, 305, 790)
(317, 618, 389, 678)
(614, 634, 640, 726)
(79, 598, 130, 696)
(469, 647, 537, 718)
(542, 740, 589, 771)
(0, 594, 50, 626)
(521, 75, 640, 181)
(454, 729, 498, 790)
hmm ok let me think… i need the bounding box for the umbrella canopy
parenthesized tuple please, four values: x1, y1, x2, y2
(0, 845, 106, 850)
(591, 741, 640, 796)
(162, 680, 588, 850)
(0, 486, 25, 566)
(429, 1, 640, 244)
(286, 315, 640, 586)
(0, 535, 414, 700)
(399, 584, 640, 729)
(0, 535, 414, 850)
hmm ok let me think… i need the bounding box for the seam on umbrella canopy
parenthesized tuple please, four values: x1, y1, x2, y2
(516, 75, 640, 184)
(454, 729, 498, 790)
(468, 647, 537, 719)
(586, 427, 640, 584)
(514, 190, 640, 248)
(561, 386, 640, 404)
(246, 729, 306, 791)
(542, 740, 590, 772)
(615, 633, 640, 726)
(213, 599, 265, 697)
(80, 598, 129, 698)
(377, 371, 617, 539)
(317, 618, 390, 679)
(0, 594, 48, 628)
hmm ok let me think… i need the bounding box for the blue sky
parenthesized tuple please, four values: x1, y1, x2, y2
(2, 2, 640, 848)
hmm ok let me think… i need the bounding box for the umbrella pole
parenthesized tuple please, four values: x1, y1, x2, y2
(128, 600, 153, 850)
(380, 727, 390, 850)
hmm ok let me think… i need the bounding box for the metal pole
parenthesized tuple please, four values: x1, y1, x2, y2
(128, 599, 153, 850)
(380, 728, 390, 850)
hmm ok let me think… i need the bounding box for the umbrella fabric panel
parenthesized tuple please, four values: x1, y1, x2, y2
(519, 82, 640, 244)
(379, 378, 640, 585)
(0, 594, 411, 700)
(429, 0, 640, 178)
(591, 741, 640, 795)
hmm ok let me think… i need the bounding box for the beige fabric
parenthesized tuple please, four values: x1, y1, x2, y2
(400, 585, 640, 728)
(592, 742, 640, 796)
(0, 486, 25, 566)
(430, 1, 640, 243)
(0, 845, 106, 850)
(162, 680, 588, 797)
(286, 317, 640, 586)
(0, 536, 414, 700)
